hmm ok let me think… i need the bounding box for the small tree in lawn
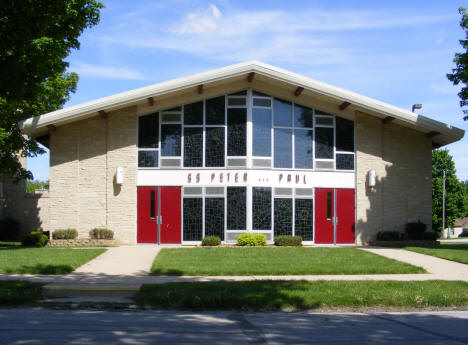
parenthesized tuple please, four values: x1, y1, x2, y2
(432, 149, 468, 232)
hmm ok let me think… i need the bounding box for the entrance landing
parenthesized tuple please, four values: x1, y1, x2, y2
(73, 245, 161, 276)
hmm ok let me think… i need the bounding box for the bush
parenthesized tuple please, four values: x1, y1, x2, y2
(405, 221, 427, 235)
(201, 236, 221, 246)
(274, 235, 302, 246)
(406, 231, 438, 241)
(0, 218, 22, 241)
(21, 231, 48, 247)
(52, 229, 78, 240)
(237, 233, 267, 246)
(89, 228, 114, 240)
(376, 231, 405, 241)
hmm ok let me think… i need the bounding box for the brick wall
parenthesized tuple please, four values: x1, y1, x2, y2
(355, 111, 433, 244)
(49, 106, 137, 243)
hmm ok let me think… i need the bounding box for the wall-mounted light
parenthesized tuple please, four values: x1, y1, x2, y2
(116, 166, 124, 185)
(412, 104, 422, 112)
(369, 169, 376, 188)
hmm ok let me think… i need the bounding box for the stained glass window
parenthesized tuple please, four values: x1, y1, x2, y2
(205, 198, 225, 240)
(273, 98, 292, 127)
(205, 127, 225, 167)
(227, 187, 246, 230)
(336, 153, 354, 170)
(252, 187, 271, 230)
(206, 96, 225, 125)
(138, 113, 159, 148)
(183, 198, 202, 241)
(184, 101, 203, 125)
(274, 198, 293, 236)
(335, 116, 354, 152)
(161, 124, 181, 156)
(315, 127, 333, 159)
(274, 128, 292, 168)
(294, 104, 313, 128)
(295, 199, 313, 241)
(184, 127, 203, 167)
(138, 151, 158, 168)
(252, 108, 271, 157)
(294, 129, 313, 169)
(227, 108, 246, 156)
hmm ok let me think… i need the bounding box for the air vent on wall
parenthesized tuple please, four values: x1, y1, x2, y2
(227, 158, 247, 167)
(315, 160, 334, 170)
(160, 158, 181, 168)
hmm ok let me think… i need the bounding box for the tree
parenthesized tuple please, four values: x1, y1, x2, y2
(447, 7, 468, 121)
(0, 0, 104, 181)
(432, 149, 468, 232)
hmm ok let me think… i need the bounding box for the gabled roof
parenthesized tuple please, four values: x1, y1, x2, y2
(19, 60, 464, 146)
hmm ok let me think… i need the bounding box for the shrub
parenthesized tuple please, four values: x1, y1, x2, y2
(237, 233, 267, 246)
(52, 229, 78, 240)
(405, 221, 427, 235)
(89, 228, 114, 240)
(406, 231, 438, 241)
(376, 231, 405, 241)
(201, 236, 221, 246)
(21, 231, 48, 247)
(0, 218, 22, 241)
(274, 235, 302, 246)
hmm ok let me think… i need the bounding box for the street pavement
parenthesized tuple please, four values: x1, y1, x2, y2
(1, 308, 467, 344)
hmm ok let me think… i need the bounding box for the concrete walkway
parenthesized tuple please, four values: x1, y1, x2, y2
(73, 245, 161, 276)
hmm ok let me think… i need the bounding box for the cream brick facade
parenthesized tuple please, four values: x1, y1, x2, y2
(355, 111, 433, 244)
(49, 106, 137, 243)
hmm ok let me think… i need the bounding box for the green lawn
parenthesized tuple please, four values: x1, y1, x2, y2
(405, 244, 468, 265)
(0, 247, 106, 274)
(151, 247, 425, 275)
(0, 281, 43, 305)
(0, 242, 21, 247)
(136, 280, 468, 310)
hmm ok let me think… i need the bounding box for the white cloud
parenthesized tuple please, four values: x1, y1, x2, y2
(71, 62, 147, 80)
(170, 4, 222, 36)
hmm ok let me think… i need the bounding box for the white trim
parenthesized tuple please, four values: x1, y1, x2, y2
(19, 61, 464, 146)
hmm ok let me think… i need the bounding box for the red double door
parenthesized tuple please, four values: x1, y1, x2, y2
(315, 188, 355, 244)
(137, 186, 181, 244)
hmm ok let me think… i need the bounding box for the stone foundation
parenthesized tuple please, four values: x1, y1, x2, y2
(47, 238, 121, 247)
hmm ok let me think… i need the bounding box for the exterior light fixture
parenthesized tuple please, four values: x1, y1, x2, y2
(412, 104, 422, 112)
(116, 166, 124, 185)
(369, 169, 376, 188)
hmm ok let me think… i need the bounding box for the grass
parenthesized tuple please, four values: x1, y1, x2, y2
(136, 280, 468, 310)
(151, 247, 425, 275)
(0, 247, 106, 274)
(405, 243, 468, 265)
(0, 241, 21, 247)
(0, 281, 43, 305)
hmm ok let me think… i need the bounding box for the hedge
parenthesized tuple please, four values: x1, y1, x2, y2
(237, 233, 267, 246)
(52, 229, 78, 240)
(89, 228, 114, 240)
(201, 236, 221, 246)
(274, 235, 302, 246)
(21, 232, 48, 247)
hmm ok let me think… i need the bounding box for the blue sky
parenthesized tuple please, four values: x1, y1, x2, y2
(28, 0, 468, 181)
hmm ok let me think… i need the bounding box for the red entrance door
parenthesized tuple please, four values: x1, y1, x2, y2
(315, 188, 355, 244)
(137, 186, 181, 244)
(336, 189, 355, 244)
(315, 188, 335, 244)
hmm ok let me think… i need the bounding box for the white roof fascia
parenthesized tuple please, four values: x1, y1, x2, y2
(19, 60, 464, 144)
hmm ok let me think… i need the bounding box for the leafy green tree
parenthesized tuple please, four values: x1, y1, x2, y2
(432, 149, 468, 232)
(0, 0, 104, 181)
(26, 180, 49, 194)
(447, 7, 468, 121)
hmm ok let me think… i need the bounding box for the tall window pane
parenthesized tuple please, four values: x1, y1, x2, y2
(335, 116, 354, 152)
(295, 199, 313, 241)
(252, 108, 271, 157)
(274, 198, 292, 236)
(184, 101, 203, 125)
(273, 98, 292, 127)
(227, 187, 246, 230)
(161, 124, 181, 156)
(184, 127, 203, 167)
(205, 198, 224, 240)
(315, 127, 333, 159)
(183, 198, 202, 241)
(253, 187, 271, 230)
(206, 96, 225, 125)
(294, 104, 313, 128)
(294, 129, 313, 169)
(138, 113, 159, 148)
(227, 108, 246, 156)
(274, 128, 292, 168)
(205, 127, 225, 167)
